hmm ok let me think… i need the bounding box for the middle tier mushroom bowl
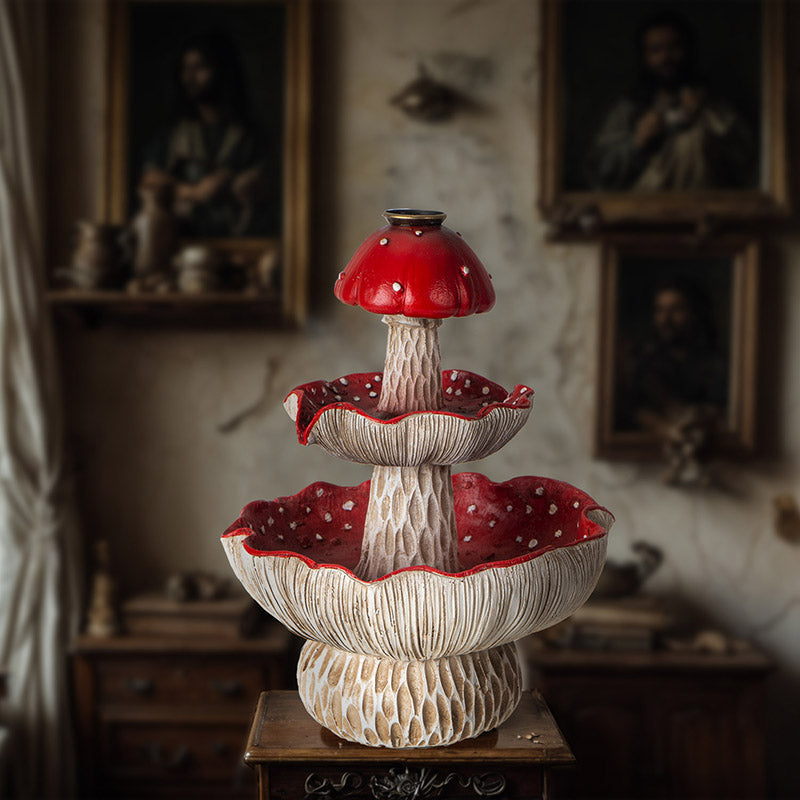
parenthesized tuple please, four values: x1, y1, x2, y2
(221, 209, 613, 749)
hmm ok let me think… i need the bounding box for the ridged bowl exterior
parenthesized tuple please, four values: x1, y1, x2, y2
(284, 371, 533, 466)
(223, 534, 606, 661)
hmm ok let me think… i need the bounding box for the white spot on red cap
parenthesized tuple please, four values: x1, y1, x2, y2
(380, 237, 389, 245)
(339, 377, 349, 386)
(392, 282, 403, 292)
(489, 519, 496, 528)
(461, 265, 470, 275)
(316, 488, 325, 497)
(324, 512, 332, 522)
(515, 536, 523, 543)
(549, 503, 558, 515)
(316, 533, 323, 540)
(482, 386, 490, 395)
(528, 538, 538, 549)
(555, 530, 562, 538)
(342, 500, 355, 511)
(344, 523, 352, 530)
(464, 535, 472, 542)
(467, 504, 477, 513)
(414, 230, 423, 236)
(369, 391, 377, 398)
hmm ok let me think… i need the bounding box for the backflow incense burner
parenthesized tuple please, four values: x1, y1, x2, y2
(222, 210, 613, 748)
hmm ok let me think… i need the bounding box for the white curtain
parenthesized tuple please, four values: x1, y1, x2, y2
(0, 1, 83, 797)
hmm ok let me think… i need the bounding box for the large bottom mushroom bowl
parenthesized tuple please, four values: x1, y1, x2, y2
(222, 473, 612, 748)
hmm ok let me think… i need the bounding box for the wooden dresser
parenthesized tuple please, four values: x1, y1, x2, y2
(72, 629, 294, 799)
(525, 644, 771, 800)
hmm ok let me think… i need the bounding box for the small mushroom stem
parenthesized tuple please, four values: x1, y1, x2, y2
(356, 315, 460, 580)
(356, 465, 460, 580)
(376, 316, 443, 414)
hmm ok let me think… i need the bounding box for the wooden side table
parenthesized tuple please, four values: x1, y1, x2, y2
(245, 690, 574, 799)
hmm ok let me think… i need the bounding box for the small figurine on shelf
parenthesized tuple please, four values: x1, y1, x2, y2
(124, 182, 177, 293)
(85, 539, 119, 638)
(164, 571, 230, 602)
(57, 221, 123, 290)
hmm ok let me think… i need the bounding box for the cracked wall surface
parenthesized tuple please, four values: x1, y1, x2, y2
(51, 1, 800, 794)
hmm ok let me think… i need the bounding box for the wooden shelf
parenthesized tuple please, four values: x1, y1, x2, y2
(46, 289, 291, 327)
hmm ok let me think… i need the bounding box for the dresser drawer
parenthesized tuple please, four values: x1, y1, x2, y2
(100, 718, 251, 784)
(96, 656, 265, 706)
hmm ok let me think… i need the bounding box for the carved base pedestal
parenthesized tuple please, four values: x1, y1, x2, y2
(296, 640, 522, 748)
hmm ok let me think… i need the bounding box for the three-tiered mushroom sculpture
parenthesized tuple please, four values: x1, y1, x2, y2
(222, 210, 613, 748)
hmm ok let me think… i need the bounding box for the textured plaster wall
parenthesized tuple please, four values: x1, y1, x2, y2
(51, 1, 800, 793)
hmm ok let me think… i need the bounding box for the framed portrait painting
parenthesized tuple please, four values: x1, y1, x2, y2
(595, 236, 759, 460)
(540, 0, 788, 228)
(102, 0, 310, 322)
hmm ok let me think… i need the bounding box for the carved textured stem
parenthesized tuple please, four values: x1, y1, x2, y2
(377, 316, 442, 414)
(357, 316, 459, 580)
(355, 464, 460, 580)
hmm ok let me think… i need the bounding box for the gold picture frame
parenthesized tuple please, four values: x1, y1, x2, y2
(539, 0, 788, 229)
(595, 235, 759, 459)
(101, 0, 310, 323)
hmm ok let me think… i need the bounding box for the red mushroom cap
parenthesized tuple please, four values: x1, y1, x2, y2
(334, 209, 495, 318)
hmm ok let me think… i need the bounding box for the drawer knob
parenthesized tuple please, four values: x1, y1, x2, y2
(210, 678, 243, 697)
(211, 740, 230, 757)
(145, 742, 191, 771)
(126, 677, 154, 695)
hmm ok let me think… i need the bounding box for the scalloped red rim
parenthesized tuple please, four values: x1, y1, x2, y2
(286, 370, 534, 445)
(222, 473, 611, 583)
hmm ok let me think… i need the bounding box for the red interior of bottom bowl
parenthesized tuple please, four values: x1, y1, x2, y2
(223, 473, 608, 575)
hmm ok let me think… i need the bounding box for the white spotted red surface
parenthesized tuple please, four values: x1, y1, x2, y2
(334, 222, 495, 318)
(222, 473, 610, 579)
(286, 370, 533, 445)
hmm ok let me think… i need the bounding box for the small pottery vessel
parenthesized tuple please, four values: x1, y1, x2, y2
(222, 210, 612, 748)
(173, 244, 220, 293)
(129, 183, 177, 279)
(59, 221, 121, 289)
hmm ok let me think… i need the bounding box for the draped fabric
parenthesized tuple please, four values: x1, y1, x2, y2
(0, 1, 83, 796)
